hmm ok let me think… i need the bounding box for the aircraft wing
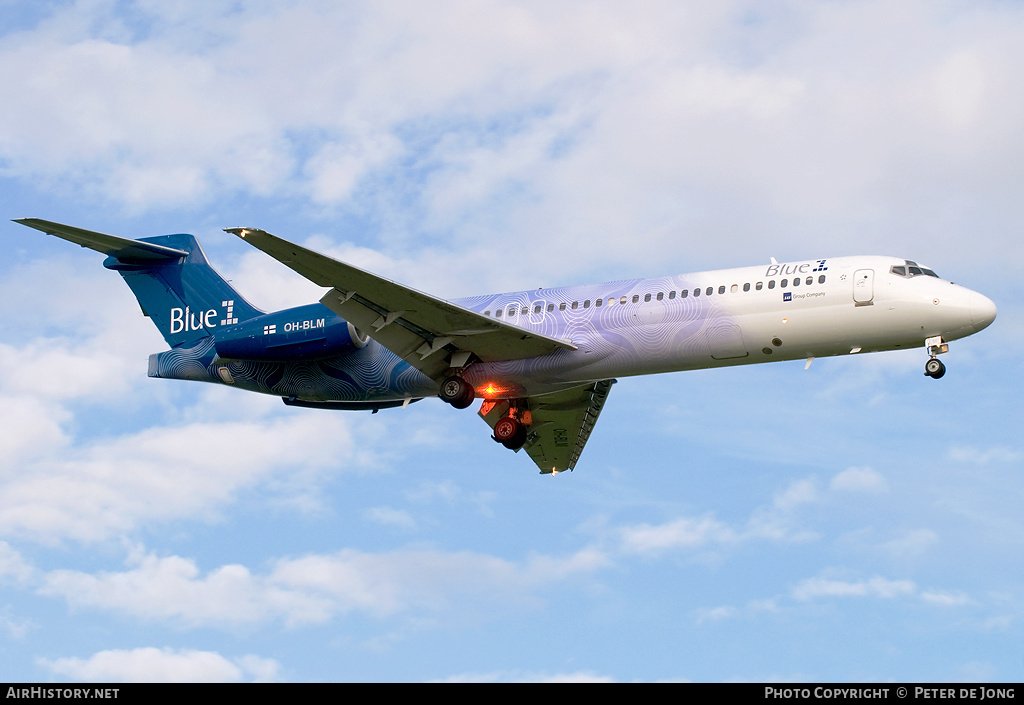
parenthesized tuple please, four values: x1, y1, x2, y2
(479, 380, 615, 474)
(227, 227, 576, 381)
(13, 218, 188, 261)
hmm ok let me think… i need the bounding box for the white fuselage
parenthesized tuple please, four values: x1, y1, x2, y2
(452, 255, 996, 398)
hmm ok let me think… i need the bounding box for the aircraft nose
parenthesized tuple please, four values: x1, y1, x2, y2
(970, 291, 997, 332)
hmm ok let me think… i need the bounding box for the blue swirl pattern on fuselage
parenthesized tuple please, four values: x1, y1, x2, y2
(150, 274, 744, 403)
(149, 327, 438, 402)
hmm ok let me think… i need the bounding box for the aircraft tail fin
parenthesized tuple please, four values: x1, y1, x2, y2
(14, 218, 262, 347)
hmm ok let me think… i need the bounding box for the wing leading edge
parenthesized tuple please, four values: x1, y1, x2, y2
(227, 227, 576, 381)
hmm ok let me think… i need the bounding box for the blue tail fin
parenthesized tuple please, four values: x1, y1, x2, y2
(104, 233, 263, 347)
(14, 219, 262, 348)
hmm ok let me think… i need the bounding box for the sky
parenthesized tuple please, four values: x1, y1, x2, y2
(0, 0, 1022, 683)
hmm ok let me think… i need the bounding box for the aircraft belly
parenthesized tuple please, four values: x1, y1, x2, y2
(150, 339, 436, 403)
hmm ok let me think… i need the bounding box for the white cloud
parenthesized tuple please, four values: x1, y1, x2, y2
(0, 605, 33, 640)
(829, 467, 889, 494)
(364, 506, 416, 530)
(405, 479, 499, 517)
(0, 541, 34, 583)
(0, 396, 69, 466)
(0, 410, 364, 543)
(618, 476, 823, 556)
(1, 0, 1019, 278)
(694, 605, 740, 624)
(948, 446, 1023, 465)
(878, 529, 939, 559)
(619, 515, 736, 555)
(920, 590, 973, 607)
(791, 575, 916, 601)
(39, 647, 280, 683)
(746, 477, 820, 543)
(39, 545, 610, 628)
(0, 341, 133, 401)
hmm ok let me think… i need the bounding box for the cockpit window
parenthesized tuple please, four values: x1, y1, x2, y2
(891, 261, 939, 279)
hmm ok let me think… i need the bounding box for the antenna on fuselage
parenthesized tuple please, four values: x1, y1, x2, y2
(770, 257, 778, 265)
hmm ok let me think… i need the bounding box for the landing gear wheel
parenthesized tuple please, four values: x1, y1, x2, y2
(924, 358, 946, 379)
(439, 376, 475, 409)
(493, 416, 528, 450)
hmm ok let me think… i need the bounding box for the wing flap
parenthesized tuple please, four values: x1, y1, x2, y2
(479, 380, 615, 474)
(228, 227, 576, 380)
(14, 218, 188, 261)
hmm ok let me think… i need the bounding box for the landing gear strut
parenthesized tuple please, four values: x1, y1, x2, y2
(439, 375, 475, 409)
(924, 336, 948, 379)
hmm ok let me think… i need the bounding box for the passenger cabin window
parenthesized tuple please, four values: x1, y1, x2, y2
(534, 305, 542, 314)
(718, 285, 725, 294)
(656, 292, 664, 301)
(668, 291, 676, 299)
(681, 289, 689, 298)
(756, 282, 763, 290)
(547, 304, 554, 312)
(781, 279, 788, 288)
(743, 283, 750, 292)
(818, 275, 826, 284)
(693, 288, 701, 297)
(768, 281, 775, 289)
(559, 303, 567, 311)
(706, 287, 713, 296)
(793, 277, 800, 287)
(495, 309, 502, 317)
(632, 295, 640, 303)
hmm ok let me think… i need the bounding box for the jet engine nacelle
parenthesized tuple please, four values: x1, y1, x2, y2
(213, 304, 368, 362)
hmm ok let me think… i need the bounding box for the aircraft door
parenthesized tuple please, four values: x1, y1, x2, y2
(853, 269, 874, 305)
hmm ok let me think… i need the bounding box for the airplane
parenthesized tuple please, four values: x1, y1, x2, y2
(14, 218, 997, 474)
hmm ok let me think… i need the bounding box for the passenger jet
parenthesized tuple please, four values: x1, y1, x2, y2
(15, 219, 997, 474)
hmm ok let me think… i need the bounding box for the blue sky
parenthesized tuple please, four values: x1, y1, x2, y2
(0, 0, 1021, 683)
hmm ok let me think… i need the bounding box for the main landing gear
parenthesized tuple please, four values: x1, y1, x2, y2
(924, 336, 948, 379)
(492, 413, 529, 451)
(439, 374, 530, 452)
(439, 375, 475, 409)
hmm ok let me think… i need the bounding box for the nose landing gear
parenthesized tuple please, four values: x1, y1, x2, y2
(924, 358, 946, 379)
(924, 335, 948, 379)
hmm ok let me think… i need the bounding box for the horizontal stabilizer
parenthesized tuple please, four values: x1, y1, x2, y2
(14, 218, 188, 262)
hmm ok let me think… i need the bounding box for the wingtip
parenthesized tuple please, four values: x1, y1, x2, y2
(224, 227, 268, 240)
